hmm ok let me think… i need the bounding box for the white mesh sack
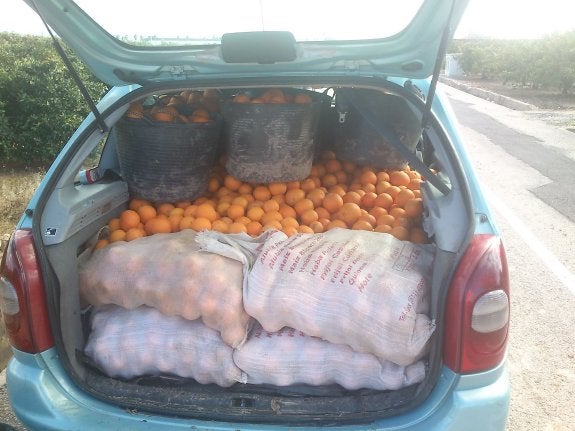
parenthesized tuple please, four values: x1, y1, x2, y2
(79, 229, 250, 348)
(243, 229, 436, 366)
(234, 325, 426, 390)
(84, 305, 244, 386)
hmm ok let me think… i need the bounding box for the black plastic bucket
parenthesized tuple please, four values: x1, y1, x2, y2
(332, 89, 421, 170)
(221, 99, 322, 183)
(114, 117, 222, 202)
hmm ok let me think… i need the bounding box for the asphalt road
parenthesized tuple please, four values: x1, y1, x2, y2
(0, 85, 574, 430)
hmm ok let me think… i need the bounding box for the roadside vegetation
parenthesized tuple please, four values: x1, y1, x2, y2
(450, 31, 575, 95)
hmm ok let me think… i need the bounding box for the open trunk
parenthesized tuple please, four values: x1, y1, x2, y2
(37, 77, 473, 425)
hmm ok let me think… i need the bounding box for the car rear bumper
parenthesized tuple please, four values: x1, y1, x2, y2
(7, 348, 509, 430)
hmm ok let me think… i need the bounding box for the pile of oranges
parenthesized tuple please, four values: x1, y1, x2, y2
(125, 89, 220, 124)
(231, 88, 313, 104)
(95, 151, 428, 250)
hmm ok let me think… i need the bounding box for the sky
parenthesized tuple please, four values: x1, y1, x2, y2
(1, 0, 575, 40)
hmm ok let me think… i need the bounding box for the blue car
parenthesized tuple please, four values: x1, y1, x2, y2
(0, 0, 510, 429)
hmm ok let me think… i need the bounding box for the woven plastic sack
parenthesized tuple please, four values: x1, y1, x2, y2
(79, 229, 250, 348)
(243, 229, 436, 366)
(84, 305, 244, 386)
(234, 325, 426, 390)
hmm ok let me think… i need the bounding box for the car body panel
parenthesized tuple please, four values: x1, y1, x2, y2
(7, 348, 508, 431)
(24, 0, 469, 86)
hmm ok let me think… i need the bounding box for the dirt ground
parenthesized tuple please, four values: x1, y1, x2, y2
(449, 78, 575, 131)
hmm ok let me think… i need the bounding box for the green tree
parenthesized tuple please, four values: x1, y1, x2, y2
(0, 33, 108, 167)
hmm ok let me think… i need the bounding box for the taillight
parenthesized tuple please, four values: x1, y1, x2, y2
(0, 229, 53, 353)
(443, 234, 509, 374)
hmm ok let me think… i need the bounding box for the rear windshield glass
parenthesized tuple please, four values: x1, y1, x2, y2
(74, 0, 425, 45)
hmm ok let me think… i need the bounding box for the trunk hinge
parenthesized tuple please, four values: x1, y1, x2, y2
(31, 1, 109, 134)
(420, 0, 457, 131)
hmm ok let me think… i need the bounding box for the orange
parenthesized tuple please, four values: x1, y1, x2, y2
(342, 191, 362, 205)
(246, 221, 263, 236)
(326, 219, 347, 230)
(362, 183, 376, 194)
(376, 214, 395, 227)
(279, 204, 297, 219)
(207, 177, 221, 193)
(247, 200, 264, 210)
(325, 159, 342, 174)
(109, 229, 127, 242)
(169, 214, 184, 232)
(227, 204, 245, 220)
(385, 185, 401, 200)
(156, 202, 175, 216)
(389, 170, 411, 187)
(247, 206, 265, 222)
(404, 198, 424, 218)
(410, 227, 428, 244)
(236, 216, 252, 225)
(328, 185, 346, 197)
(125, 227, 146, 241)
(321, 150, 337, 161)
(183, 204, 198, 217)
(390, 225, 410, 241)
(294, 198, 314, 216)
(306, 189, 326, 207)
(216, 201, 231, 217)
(238, 183, 253, 195)
(191, 217, 212, 232)
(233, 93, 251, 103)
(300, 209, 319, 226)
(280, 217, 299, 230)
(137, 205, 157, 223)
(268, 182, 287, 196)
(337, 203, 362, 226)
(231, 196, 249, 208)
(286, 180, 301, 190)
(169, 207, 185, 217)
(321, 174, 338, 188)
(253, 185, 272, 201)
(282, 226, 299, 237)
(211, 219, 230, 233)
(224, 175, 242, 191)
(374, 224, 392, 234)
(262, 221, 283, 232)
(352, 220, 374, 231)
(216, 186, 233, 197)
(298, 225, 314, 234)
(376, 171, 390, 182)
(359, 212, 377, 227)
(129, 198, 151, 211)
(395, 189, 416, 207)
(294, 93, 313, 104)
(308, 220, 324, 233)
(376, 180, 392, 194)
(342, 161, 356, 174)
(107, 217, 121, 232)
(322, 193, 344, 214)
(271, 194, 286, 205)
(369, 207, 388, 220)
(262, 199, 280, 213)
(300, 178, 316, 192)
(389, 207, 407, 219)
(94, 239, 109, 250)
(179, 216, 195, 230)
(285, 189, 306, 206)
(228, 222, 248, 234)
(335, 171, 348, 185)
(261, 211, 283, 225)
(318, 218, 331, 229)
(407, 178, 423, 191)
(360, 192, 378, 210)
(311, 164, 326, 177)
(359, 170, 377, 185)
(195, 203, 218, 222)
(144, 217, 172, 235)
(393, 218, 412, 231)
(315, 206, 331, 220)
(373, 193, 394, 210)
